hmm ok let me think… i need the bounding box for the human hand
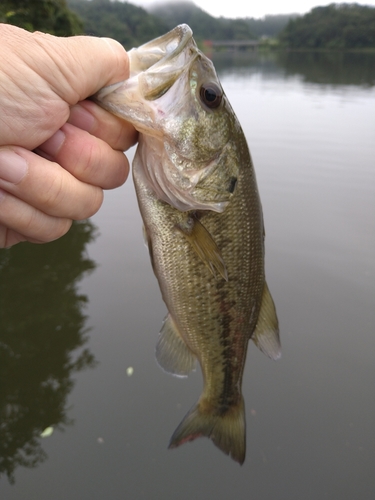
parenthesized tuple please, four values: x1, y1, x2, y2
(0, 24, 138, 248)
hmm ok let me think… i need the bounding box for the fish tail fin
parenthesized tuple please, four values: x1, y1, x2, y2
(168, 396, 246, 465)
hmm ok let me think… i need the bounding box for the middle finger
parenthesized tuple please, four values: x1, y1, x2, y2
(37, 122, 131, 190)
(0, 146, 103, 220)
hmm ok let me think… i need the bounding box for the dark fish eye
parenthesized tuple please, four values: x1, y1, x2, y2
(199, 83, 222, 109)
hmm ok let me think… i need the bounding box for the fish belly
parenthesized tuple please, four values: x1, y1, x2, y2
(133, 140, 265, 464)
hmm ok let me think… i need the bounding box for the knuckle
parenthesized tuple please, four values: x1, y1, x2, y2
(112, 123, 128, 151)
(21, 207, 72, 243)
(38, 170, 66, 209)
(78, 188, 103, 219)
(102, 151, 129, 189)
(34, 165, 102, 220)
(76, 140, 98, 178)
(38, 218, 72, 243)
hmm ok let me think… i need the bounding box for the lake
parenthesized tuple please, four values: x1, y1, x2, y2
(1, 50, 374, 499)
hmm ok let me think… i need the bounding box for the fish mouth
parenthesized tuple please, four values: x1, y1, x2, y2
(93, 24, 197, 122)
(129, 24, 197, 101)
(128, 24, 193, 77)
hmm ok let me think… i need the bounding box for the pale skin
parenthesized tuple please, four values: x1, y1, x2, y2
(0, 24, 138, 248)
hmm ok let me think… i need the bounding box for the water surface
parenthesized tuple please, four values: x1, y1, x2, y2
(1, 51, 374, 499)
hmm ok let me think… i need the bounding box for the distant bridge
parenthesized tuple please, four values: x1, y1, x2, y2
(203, 40, 260, 50)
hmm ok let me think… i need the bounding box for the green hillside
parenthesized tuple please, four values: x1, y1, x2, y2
(148, 0, 256, 41)
(68, 0, 168, 46)
(279, 3, 375, 49)
(0, 0, 83, 35)
(245, 14, 297, 38)
(3, 0, 373, 51)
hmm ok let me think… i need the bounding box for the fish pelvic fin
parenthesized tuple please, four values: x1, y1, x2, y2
(156, 314, 196, 377)
(252, 281, 281, 360)
(168, 396, 246, 465)
(175, 215, 228, 281)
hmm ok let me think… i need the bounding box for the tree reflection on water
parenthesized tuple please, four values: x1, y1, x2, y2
(211, 50, 375, 87)
(0, 221, 98, 483)
(276, 50, 375, 87)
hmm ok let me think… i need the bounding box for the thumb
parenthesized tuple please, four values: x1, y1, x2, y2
(18, 28, 130, 104)
(54, 35, 130, 102)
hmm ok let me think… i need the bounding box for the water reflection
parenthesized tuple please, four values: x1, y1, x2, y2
(0, 50, 374, 500)
(211, 50, 375, 86)
(276, 51, 375, 86)
(0, 221, 97, 483)
(211, 50, 282, 77)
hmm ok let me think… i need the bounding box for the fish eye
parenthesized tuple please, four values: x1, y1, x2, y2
(199, 83, 222, 109)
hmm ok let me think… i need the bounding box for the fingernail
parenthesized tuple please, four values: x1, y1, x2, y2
(39, 129, 65, 157)
(0, 149, 28, 184)
(68, 104, 95, 132)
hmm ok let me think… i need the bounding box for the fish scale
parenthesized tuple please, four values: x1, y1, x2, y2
(94, 24, 280, 465)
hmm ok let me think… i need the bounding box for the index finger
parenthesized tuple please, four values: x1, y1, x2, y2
(68, 100, 138, 152)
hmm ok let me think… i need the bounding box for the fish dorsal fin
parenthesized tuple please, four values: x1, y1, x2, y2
(175, 215, 228, 281)
(156, 314, 196, 377)
(252, 282, 281, 360)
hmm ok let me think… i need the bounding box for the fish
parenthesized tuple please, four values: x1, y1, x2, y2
(93, 24, 280, 465)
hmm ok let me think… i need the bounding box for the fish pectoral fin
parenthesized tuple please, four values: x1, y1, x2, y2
(175, 216, 228, 281)
(142, 224, 148, 248)
(155, 314, 196, 377)
(142, 224, 157, 275)
(252, 281, 281, 360)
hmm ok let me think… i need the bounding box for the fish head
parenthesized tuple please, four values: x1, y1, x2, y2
(94, 25, 241, 212)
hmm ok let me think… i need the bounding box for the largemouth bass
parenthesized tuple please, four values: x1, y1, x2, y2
(93, 24, 280, 465)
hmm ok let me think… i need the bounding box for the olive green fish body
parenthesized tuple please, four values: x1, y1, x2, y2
(94, 24, 280, 465)
(133, 132, 266, 464)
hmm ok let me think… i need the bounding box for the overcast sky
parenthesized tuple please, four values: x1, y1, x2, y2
(132, 0, 375, 19)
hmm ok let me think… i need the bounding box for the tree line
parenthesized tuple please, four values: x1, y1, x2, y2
(67, 0, 168, 47)
(1, 0, 374, 49)
(0, 0, 83, 36)
(280, 3, 375, 49)
(0, 0, 293, 42)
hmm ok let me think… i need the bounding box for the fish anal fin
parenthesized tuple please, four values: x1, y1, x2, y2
(175, 215, 228, 281)
(252, 281, 281, 360)
(169, 395, 246, 465)
(156, 314, 196, 377)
